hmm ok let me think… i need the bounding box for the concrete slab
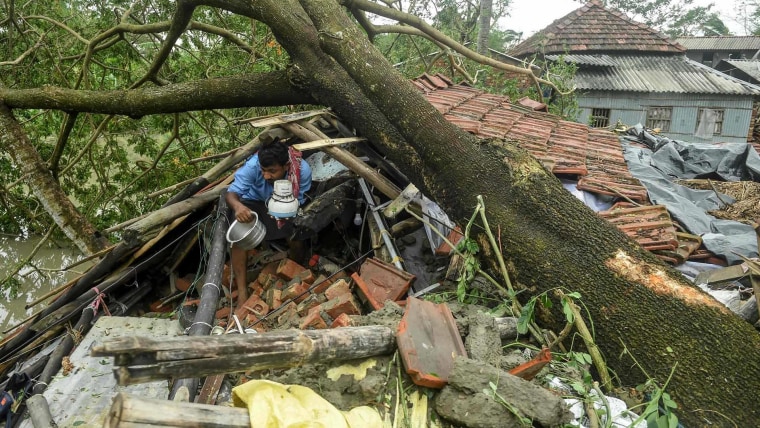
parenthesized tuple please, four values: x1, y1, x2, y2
(20, 316, 182, 427)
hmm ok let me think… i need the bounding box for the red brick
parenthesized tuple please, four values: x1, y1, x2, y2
(325, 279, 351, 301)
(221, 264, 231, 288)
(276, 259, 307, 281)
(297, 269, 315, 285)
(244, 310, 266, 325)
(235, 294, 269, 321)
(299, 310, 328, 330)
(322, 294, 361, 319)
(269, 289, 283, 310)
(435, 226, 464, 256)
(276, 302, 299, 327)
(215, 306, 231, 320)
(281, 281, 310, 303)
(250, 283, 265, 297)
(331, 313, 353, 328)
(309, 275, 331, 294)
(175, 274, 194, 292)
(297, 294, 325, 316)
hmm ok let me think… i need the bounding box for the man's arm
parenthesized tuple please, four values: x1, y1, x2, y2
(226, 191, 255, 223)
(297, 160, 313, 205)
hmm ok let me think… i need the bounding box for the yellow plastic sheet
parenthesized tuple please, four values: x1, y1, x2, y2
(232, 379, 383, 428)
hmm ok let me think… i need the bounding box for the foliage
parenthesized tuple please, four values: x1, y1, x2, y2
(0, 0, 290, 235)
(604, 0, 729, 37)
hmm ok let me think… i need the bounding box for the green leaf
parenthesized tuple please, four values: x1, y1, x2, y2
(668, 412, 679, 428)
(561, 298, 574, 324)
(539, 293, 552, 309)
(566, 291, 581, 299)
(662, 393, 678, 409)
(656, 413, 670, 428)
(516, 298, 536, 334)
(73, 422, 86, 426)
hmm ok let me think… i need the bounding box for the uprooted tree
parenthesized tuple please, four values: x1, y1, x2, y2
(1, 0, 758, 425)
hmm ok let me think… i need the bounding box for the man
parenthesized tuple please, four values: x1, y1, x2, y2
(225, 139, 312, 309)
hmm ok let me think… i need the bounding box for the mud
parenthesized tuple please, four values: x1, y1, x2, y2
(464, 311, 502, 368)
(263, 355, 394, 410)
(436, 357, 573, 427)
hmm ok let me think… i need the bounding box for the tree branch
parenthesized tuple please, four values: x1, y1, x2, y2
(0, 72, 314, 115)
(342, 0, 572, 94)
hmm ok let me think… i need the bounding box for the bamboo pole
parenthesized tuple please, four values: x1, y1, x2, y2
(92, 326, 395, 385)
(105, 393, 249, 428)
(26, 394, 58, 428)
(25, 273, 83, 310)
(170, 195, 229, 402)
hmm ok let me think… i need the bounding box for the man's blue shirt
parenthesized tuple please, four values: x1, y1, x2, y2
(228, 153, 312, 204)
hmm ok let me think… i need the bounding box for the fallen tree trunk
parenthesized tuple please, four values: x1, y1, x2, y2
(289, 1, 760, 425)
(92, 325, 395, 385)
(105, 393, 249, 428)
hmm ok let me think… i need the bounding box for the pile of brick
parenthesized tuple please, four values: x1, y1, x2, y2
(215, 252, 364, 333)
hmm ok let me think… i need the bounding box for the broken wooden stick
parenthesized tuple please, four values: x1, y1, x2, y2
(92, 325, 395, 385)
(105, 392, 249, 428)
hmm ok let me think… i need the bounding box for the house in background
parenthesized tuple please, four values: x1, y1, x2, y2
(507, 0, 760, 144)
(675, 36, 760, 68)
(714, 59, 760, 85)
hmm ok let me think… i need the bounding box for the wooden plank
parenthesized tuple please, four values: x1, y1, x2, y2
(383, 183, 420, 219)
(292, 137, 364, 151)
(105, 392, 250, 428)
(195, 374, 225, 405)
(237, 109, 330, 127)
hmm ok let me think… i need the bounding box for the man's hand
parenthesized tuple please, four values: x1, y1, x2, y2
(234, 206, 255, 223)
(226, 191, 255, 223)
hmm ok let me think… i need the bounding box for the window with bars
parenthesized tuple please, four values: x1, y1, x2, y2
(590, 108, 610, 128)
(695, 108, 724, 136)
(645, 107, 672, 132)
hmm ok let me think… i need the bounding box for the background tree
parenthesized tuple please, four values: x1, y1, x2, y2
(605, 0, 729, 37)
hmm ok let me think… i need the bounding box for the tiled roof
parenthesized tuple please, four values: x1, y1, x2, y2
(509, 0, 684, 58)
(675, 36, 760, 51)
(412, 73, 712, 264)
(572, 55, 760, 94)
(720, 59, 760, 81)
(412, 73, 648, 202)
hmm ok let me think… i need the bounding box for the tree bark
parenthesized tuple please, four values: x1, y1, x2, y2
(0, 72, 314, 116)
(293, 1, 760, 425)
(0, 101, 106, 255)
(476, 0, 493, 55)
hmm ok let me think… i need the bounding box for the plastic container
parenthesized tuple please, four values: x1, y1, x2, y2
(226, 212, 266, 250)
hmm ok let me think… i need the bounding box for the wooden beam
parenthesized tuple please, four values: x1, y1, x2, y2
(92, 326, 395, 385)
(105, 393, 249, 428)
(293, 137, 364, 151)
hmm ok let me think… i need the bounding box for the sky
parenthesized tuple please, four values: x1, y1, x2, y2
(499, 0, 753, 38)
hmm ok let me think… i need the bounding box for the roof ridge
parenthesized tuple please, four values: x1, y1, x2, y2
(509, 0, 684, 57)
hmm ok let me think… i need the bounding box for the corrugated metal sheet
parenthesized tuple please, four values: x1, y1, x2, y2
(722, 59, 760, 81)
(19, 316, 181, 428)
(546, 54, 616, 66)
(574, 55, 760, 94)
(675, 36, 760, 51)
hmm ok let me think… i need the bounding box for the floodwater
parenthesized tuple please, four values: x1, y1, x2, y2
(0, 235, 89, 335)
